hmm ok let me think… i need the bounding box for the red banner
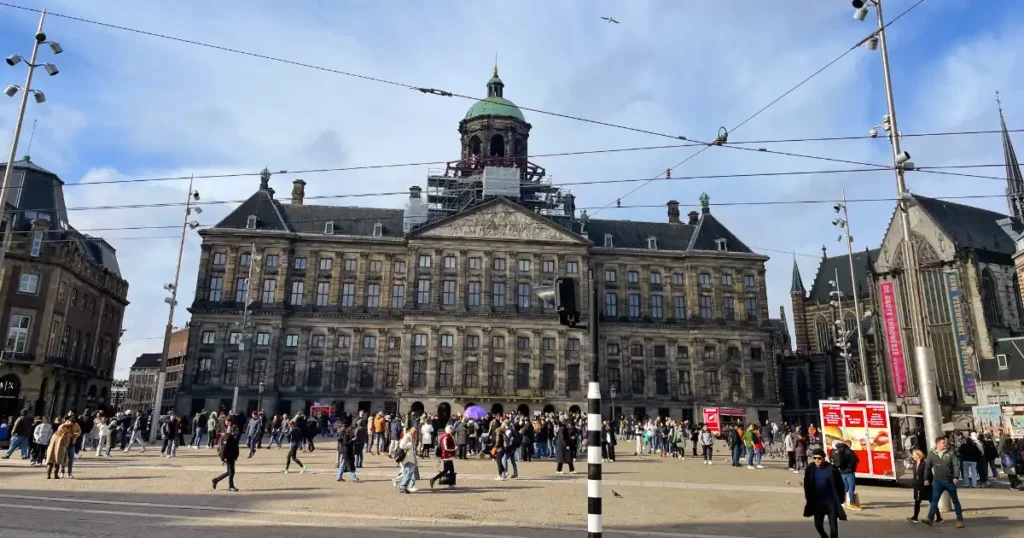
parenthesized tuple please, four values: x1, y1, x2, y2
(878, 281, 909, 397)
(703, 408, 720, 435)
(820, 400, 895, 480)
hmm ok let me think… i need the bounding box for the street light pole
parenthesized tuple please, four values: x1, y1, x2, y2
(835, 189, 872, 400)
(586, 272, 602, 538)
(149, 176, 200, 442)
(233, 242, 260, 412)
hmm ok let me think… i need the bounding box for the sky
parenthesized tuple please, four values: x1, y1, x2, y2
(1, 0, 1023, 379)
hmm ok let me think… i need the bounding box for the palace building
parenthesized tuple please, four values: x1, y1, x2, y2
(176, 68, 782, 425)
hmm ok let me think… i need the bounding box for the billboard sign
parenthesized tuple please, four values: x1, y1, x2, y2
(703, 407, 720, 435)
(820, 400, 896, 480)
(972, 404, 1002, 431)
(1003, 404, 1024, 439)
(944, 270, 976, 396)
(878, 281, 909, 397)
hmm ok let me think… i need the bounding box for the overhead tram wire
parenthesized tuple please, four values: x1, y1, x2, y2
(590, 0, 928, 215)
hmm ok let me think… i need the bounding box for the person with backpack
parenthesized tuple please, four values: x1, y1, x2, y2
(830, 440, 861, 510)
(430, 425, 458, 488)
(212, 425, 239, 492)
(502, 421, 521, 479)
(728, 425, 744, 467)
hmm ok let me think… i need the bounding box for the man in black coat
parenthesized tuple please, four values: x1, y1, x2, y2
(212, 425, 240, 491)
(803, 448, 847, 538)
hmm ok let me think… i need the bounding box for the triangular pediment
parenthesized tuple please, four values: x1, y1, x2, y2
(411, 198, 587, 244)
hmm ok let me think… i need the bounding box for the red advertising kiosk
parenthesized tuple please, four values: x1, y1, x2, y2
(819, 400, 897, 480)
(702, 407, 745, 436)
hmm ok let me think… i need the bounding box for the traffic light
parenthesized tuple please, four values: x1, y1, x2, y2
(535, 277, 581, 327)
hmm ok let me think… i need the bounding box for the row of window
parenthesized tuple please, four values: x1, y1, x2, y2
(604, 293, 758, 321)
(201, 329, 583, 353)
(16, 272, 121, 327)
(5, 311, 111, 369)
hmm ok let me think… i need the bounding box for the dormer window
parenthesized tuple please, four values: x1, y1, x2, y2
(715, 238, 728, 251)
(246, 215, 257, 230)
(647, 236, 658, 250)
(372, 222, 383, 237)
(604, 233, 614, 248)
(324, 221, 335, 234)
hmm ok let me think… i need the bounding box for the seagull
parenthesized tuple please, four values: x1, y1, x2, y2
(601, 16, 620, 24)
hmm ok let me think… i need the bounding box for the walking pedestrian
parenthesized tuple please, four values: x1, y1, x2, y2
(907, 448, 942, 523)
(246, 411, 261, 458)
(32, 417, 52, 466)
(802, 448, 847, 538)
(430, 424, 457, 488)
(555, 423, 575, 474)
(282, 420, 306, 474)
(831, 440, 861, 510)
(123, 411, 148, 453)
(212, 425, 239, 491)
(699, 425, 715, 465)
(336, 425, 359, 482)
(2, 411, 32, 460)
(921, 436, 965, 528)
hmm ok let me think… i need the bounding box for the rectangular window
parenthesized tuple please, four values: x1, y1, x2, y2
(69, 288, 77, 306)
(391, 284, 405, 308)
(699, 295, 713, 319)
(654, 345, 666, 358)
(699, 272, 711, 285)
(359, 362, 374, 388)
(290, 281, 304, 306)
(567, 364, 580, 391)
(608, 367, 621, 393)
(543, 337, 556, 351)
(307, 360, 323, 386)
(5, 314, 32, 353)
(285, 334, 299, 347)
(441, 334, 454, 348)
(753, 373, 765, 399)
(673, 295, 686, 319)
(196, 358, 212, 384)
(414, 333, 428, 348)
(318, 258, 332, 271)
(542, 260, 555, 273)
(491, 335, 505, 349)
(229, 332, 243, 345)
(721, 273, 733, 287)
(628, 293, 641, 317)
(201, 331, 216, 344)
(466, 335, 480, 349)
(438, 360, 454, 388)
(467, 281, 481, 306)
(517, 336, 530, 350)
(316, 282, 330, 306)
(363, 335, 377, 350)
(517, 283, 531, 308)
(606, 342, 620, 356)
(418, 254, 431, 268)
(679, 370, 691, 396)
(672, 272, 684, 285)
(293, 256, 307, 270)
(722, 297, 735, 320)
(337, 335, 351, 348)
(239, 252, 251, 266)
(566, 261, 579, 274)
(655, 369, 668, 395)
(368, 260, 382, 273)
(281, 360, 296, 386)
(256, 332, 270, 346)
(745, 298, 758, 321)
(651, 295, 663, 319)
(343, 258, 357, 272)
(235, 278, 249, 302)
(442, 280, 456, 305)
(493, 258, 506, 271)
(47, 320, 60, 356)
(630, 367, 644, 393)
(261, 279, 277, 303)
(384, 363, 399, 389)
(651, 272, 662, 285)
(627, 270, 639, 284)
(463, 361, 478, 388)
(444, 255, 457, 269)
(704, 345, 716, 361)
(208, 276, 223, 301)
(265, 255, 280, 268)
(250, 358, 267, 386)
(516, 363, 530, 389)
(18, 273, 40, 294)
(311, 334, 325, 348)
(388, 337, 401, 350)
(630, 343, 644, 357)
(365, 284, 380, 308)
(492, 282, 506, 307)
(744, 275, 755, 288)
(416, 279, 431, 305)
(731, 371, 741, 390)
(341, 283, 355, 307)
(223, 358, 237, 385)
(542, 364, 555, 390)
(728, 346, 739, 361)
(213, 252, 227, 266)
(704, 370, 720, 395)
(567, 338, 580, 351)
(334, 361, 349, 388)
(997, 354, 1009, 370)
(517, 259, 531, 272)
(468, 257, 481, 270)
(605, 269, 617, 282)
(393, 260, 406, 274)
(605, 292, 618, 317)
(411, 359, 427, 388)
(58, 281, 67, 302)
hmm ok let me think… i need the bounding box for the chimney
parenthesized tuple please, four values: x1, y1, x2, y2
(409, 186, 422, 199)
(291, 179, 306, 205)
(687, 211, 699, 225)
(666, 200, 680, 224)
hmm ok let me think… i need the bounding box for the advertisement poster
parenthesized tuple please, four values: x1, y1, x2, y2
(944, 271, 977, 396)
(878, 281, 909, 397)
(1003, 404, 1024, 439)
(309, 405, 332, 417)
(703, 408, 720, 435)
(820, 400, 895, 480)
(972, 404, 1003, 431)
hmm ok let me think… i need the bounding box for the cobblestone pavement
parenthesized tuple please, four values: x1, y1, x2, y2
(1, 444, 1021, 537)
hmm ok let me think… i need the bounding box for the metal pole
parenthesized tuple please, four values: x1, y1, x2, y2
(842, 189, 872, 400)
(833, 267, 855, 398)
(0, 10, 45, 280)
(586, 273, 602, 538)
(149, 175, 194, 442)
(234, 242, 257, 409)
(874, 1, 946, 506)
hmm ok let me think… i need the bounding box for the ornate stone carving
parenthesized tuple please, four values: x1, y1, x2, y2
(416, 203, 582, 243)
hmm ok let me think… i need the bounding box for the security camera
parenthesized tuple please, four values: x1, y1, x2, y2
(869, 127, 878, 138)
(48, 42, 63, 54)
(193, 191, 200, 201)
(33, 90, 45, 103)
(35, 31, 46, 43)
(3, 84, 18, 97)
(5, 54, 23, 66)
(193, 207, 203, 214)
(43, 63, 58, 76)
(837, 235, 844, 243)
(867, 36, 879, 51)
(895, 151, 911, 164)
(902, 160, 916, 171)
(833, 203, 843, 213)
(854, 6, 869, 20)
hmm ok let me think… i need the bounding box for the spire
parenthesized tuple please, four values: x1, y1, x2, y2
(998, 92, 1024, 219)
(487, 64, 504, 98)
(791, 256, 806, 295)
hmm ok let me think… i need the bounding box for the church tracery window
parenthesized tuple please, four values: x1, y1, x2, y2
(981, 267, 1002, 326)
(814, 315, 833, 353)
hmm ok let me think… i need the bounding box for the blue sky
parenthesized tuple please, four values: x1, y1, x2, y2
(2, 0, 1023, 377)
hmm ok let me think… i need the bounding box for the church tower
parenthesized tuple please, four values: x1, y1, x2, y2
(1000, 93, 1024, 220)
(458, 66, 533, 175)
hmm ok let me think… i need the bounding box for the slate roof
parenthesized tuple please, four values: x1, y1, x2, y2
(579, 211, 754, 253)
(280, 205, 404, 237)
(130, 353, 162, 369)
(808, 249, 880, 303)
(984, 337, 1024, 382)
(913, 195, 1019, 258)
(791, 259, 806, 294)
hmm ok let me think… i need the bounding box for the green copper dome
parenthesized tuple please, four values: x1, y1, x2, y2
(464, 68, 526, 122)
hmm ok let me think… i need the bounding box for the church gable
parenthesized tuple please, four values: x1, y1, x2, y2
(411, 198, 586, 244)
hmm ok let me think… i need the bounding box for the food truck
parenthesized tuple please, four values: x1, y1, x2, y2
(819, 400, 900, 480)
(702, 407, 746, 436)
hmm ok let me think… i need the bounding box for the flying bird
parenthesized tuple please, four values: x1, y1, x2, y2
(601, 16, 620, 24)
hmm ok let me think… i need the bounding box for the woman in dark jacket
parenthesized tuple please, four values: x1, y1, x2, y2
(907, 448, 942, 523)
(212, 425, 240, 491)
(336, 426, 359, 482)
(803, 448, 847, 538)
(555, 423, 575, 474)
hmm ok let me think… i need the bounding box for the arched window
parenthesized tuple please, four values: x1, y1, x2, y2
(489, 134, 505, 158)
(468, 135, 481, 156)
(981, 267, 1002, 326)
(814, 315, 833, 353)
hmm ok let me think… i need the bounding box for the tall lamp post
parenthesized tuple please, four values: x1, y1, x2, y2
(149, 177, 201, 442)
(609, 385, 617, 421)
(257, 380, 265, 413)
(0, 9, 61, 275)
(833, 189, 872, 400)
(233, 243, 261, 412)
